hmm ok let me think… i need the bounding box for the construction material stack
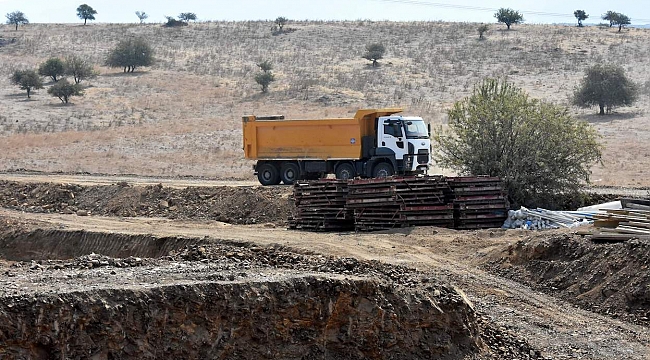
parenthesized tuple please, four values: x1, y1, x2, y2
(589, 198, 650, 241)
(447, 176, 509, 229)
(347, 176, 454, 231)
(289, 180, 353, 231)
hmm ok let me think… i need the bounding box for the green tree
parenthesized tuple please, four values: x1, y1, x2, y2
(612, 13, 631, 32)
(76, 4, 97, 25)
(47, 79, 83, 104)
(10, 69, 43, 98)
(494, 8, 524, 30)
(362, 43, 385, 67)
(573, 64, 638, 115)
(574, 10, 588, 27)
(64, 55, 97, 84)
(38, 57, 65, 82)
(275, 16, 288, 31)
(602, 11, 617, 27)
(178, 12, 197, 22)
(255, 60, 275, 93)
(6, 11, 28, 31)
(434, 78, 602, 209)
(135, 11, 148, 24)
(105, 38, 154, 73)
(477, 24, 489, 40)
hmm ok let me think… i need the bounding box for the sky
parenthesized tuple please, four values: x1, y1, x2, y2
(1, 0, 649, 25)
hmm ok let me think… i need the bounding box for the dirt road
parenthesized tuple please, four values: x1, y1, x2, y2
(0, 171, 259, 188)
(1, 208, 648, 359)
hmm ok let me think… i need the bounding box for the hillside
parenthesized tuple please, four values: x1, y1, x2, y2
(1, 21, 649, 186)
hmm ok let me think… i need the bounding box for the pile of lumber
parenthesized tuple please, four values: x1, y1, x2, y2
(589, 199, 650, 241)
(448, 176, 509, 229)
(289, 179, 353, 231)
(347, 176, 453, 231)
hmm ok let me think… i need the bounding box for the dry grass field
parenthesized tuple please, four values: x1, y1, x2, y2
(1, 21, 649, 185)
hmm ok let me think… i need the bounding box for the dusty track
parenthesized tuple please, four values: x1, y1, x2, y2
(1, 208, 649, 359)
(0, 172, 258, 188)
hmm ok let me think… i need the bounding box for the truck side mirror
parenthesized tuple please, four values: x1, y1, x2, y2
(428, 123, 431, 136)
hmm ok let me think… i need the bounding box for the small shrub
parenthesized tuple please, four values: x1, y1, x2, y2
(477, 24, 489, 40)
(362, 43, 385, 67)
(47, 79, 83, 104)
(164, 16, 187, 27)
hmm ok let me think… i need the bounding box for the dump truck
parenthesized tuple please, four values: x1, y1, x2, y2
(242, 108, 431, 185)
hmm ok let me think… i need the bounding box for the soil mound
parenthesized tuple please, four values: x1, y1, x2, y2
(484, 232, 650, 324)
(0, 181, 293, 225)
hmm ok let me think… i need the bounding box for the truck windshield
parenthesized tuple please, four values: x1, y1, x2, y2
(403, 120, 429, 139)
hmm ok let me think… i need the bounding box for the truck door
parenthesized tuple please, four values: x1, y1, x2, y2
(378, 118, 408, 165)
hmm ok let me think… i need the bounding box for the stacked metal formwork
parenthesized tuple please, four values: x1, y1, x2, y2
(347, 176, 454, 231)
(447, 176, 509, 229)
(289, 180, 354, 231)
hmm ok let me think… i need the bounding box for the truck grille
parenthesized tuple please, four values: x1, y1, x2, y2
(417, 149, 429, 164)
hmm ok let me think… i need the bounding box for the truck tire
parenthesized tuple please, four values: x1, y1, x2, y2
(335, 163, 356, 180)
(372, 162, 394, 178)
(280, 163, 300, 185)
(257, 163, 281, 186)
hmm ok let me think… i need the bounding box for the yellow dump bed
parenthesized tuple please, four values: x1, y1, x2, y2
(242, 108, 402, 160)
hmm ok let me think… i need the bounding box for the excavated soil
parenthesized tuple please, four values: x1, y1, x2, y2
(0, 180, 293, 225)
(484, 232, 650, 325)
(0, 225, 543, 360)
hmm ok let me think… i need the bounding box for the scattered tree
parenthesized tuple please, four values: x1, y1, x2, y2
(574, 10, 588, 27)
(255, 60, 275, 93)
(76, 4, 97, 25)
(573, 63, 638, 115)
(6, 11, 28, 31)
(38, 57, 65, 82)
(105, 38, 154, 73)
(602, 11, 617, 27)
(64, 55, 96, 84)
(47, 79, 83, 104)
(477, 24, 489, 40)
(164, 16, 187, 27)
(275, 16, 288, 31)
(10, 69, 43, 98)
(494, 8, 524, 30)
(362, 43, 385, 67)
(612, 13, 631, 32)
(178, 13, 197, 22)
(434, 78, 602, 209)
(135, 11, 148, 24)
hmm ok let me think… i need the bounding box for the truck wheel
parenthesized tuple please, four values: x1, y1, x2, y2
(257, 163, 281, 186)
(280, 163, 300, 185)
(373, 162, 394, 178)
(335, 163, 356, 180)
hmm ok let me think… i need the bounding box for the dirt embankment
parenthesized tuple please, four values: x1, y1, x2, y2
(484, 232, 650, 325)
(0, 180, 293, 225)
(0, 227, 545, 360)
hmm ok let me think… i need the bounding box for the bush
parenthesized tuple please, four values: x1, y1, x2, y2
(38, 57, 65, 82)
(10, 69, 43, 98)
(477, 24, 489, 39)
(573, 64, 638, 115)
(47, 79, 83, 104)
(255, 60, 275, 93)
(164, 16, 187, 27)
(275, 16, 288, 31)
(362, 43, 385, 67)
(434, 78, 602, 209)
(105, 38, 154, 73)
(64, 55, 96, 84)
